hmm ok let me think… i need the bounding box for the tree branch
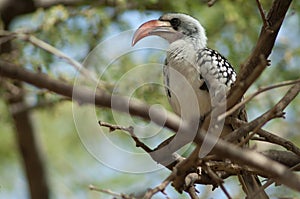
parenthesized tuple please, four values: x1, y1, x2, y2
(1, 59, 300, 192)
(89, 184, 136, 199)
(0, 60, 182, 133)
(144, 175, 174, 199)
(227, 0, 292, 109)
(225, 82, 300, 144)
(98, 121, 153, 153)
(233, 120, 300, 157)
(5, 85, 50, 199)
(256, 0, 268, 27)
(4, 32, 99, 84)
(218, 78, 300, 121)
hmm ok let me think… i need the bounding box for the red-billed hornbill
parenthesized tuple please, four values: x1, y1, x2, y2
(132, 13, 268, 198)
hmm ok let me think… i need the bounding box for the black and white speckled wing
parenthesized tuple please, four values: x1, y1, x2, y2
(196, 48, 236, 92)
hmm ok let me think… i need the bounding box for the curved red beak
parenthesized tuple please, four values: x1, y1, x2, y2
(132, 19, 179, 46)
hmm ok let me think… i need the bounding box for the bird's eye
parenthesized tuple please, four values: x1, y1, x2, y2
(170, 18, 181, 29)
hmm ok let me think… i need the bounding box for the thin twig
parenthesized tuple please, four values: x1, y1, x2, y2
(256, 0, 269, 27)
(15, 32, 99, 84)
(233, 118, 300, 157)
(218, 78, 300, 121)
(204, 163, 232, 199)
(143, 174, 174, 199)
(219, 184, 232, 199)
(249, 162, 300, 199)
(98, 121, 153, 153)
(257, 130, 300, 156)
(89, 184, 135, 199)
(225, 82, 300, 144)
(98, 121, 133, 132)
(89, 185, 121, 197)
(238, 110, 284, 147)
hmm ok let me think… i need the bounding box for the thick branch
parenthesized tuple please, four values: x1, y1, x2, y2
(0, 60, 182, 133)
(262, 150, 300, 168)
(227, 0, 292, 109)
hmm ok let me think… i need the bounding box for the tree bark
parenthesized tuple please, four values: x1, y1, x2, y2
(6, 85, 50, 199)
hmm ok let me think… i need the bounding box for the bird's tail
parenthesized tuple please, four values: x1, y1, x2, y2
(239, 171, 269, 199)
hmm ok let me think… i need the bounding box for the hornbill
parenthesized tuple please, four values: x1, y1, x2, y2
(132, 13, 268, 199)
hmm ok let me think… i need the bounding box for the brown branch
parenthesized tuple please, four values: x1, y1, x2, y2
(143, 175, 174, 199)
(98, 121, 133, 133)
(262, 150, 300, 168)
(236, 121, 300, 157)
(250, 159, 300, 199)
(200, 150, 300, 178)
(218, 79, 300, 121)
(89, 184, 135, 199)
(204, 163, 232, 199)
(227, 0, 292, 109)
(225, 82, 300, 144)
(256, 0, 269, 27)
(5, 85, 50, 199)
(172, 149, 300, 196)
(208, 140, 300, 190)
(10, 32, 98, 84)
(0, 60, 182, 133)
(98, 121, 153, 153)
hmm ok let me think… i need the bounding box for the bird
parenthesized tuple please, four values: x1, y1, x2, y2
(132, 13, 268, 199)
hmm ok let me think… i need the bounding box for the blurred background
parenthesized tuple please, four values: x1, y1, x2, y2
(0, 0, 300, 198)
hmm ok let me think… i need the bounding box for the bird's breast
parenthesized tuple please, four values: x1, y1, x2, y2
(164, 47, 211, 119)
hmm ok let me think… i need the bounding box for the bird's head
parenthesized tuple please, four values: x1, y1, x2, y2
(132, 13, 207, 48)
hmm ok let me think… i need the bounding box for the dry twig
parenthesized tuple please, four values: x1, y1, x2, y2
(0, 31, 99, 84)
(89, 184, 135, 199)
(233, 119, 300, 157)
(203, 163, 232, 199)
(227, 0, 292, 109)
(218, 79, 300, 121)
(256, 0, 269, 27)
(143, 174, 174, 199)
(98, 121, 152, 153)
(225, 82, 300, 144)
